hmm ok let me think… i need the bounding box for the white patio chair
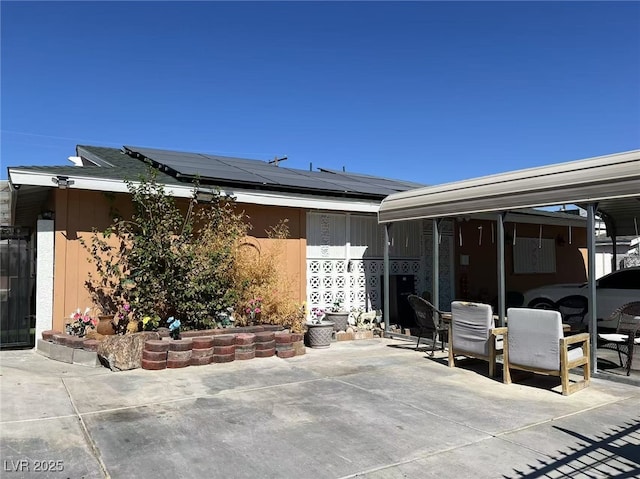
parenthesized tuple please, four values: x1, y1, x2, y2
(502, 308, 590, 396)
(448, 301, 502, 377)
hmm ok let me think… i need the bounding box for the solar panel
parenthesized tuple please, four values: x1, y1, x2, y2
(124, 146, 422, 197)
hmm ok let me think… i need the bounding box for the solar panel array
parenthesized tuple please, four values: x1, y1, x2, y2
(124, 146, 423, 197)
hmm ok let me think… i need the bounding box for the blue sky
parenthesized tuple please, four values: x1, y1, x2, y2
(2, 1, 639, 184)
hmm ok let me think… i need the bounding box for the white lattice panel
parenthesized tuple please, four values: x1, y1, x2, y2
(306, 213, 431, 314)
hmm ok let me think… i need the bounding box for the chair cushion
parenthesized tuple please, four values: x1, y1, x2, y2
(507, 308, 563, 371)
(567, 346, 585, 363)
(451, 301, 493, 356)
(598, 333, 628, 342)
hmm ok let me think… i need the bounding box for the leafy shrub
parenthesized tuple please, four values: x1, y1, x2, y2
(231, 220, 304, 332)
(82, 168, 248, 332)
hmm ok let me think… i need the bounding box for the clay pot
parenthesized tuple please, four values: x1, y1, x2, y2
(96, 316, 116, 335)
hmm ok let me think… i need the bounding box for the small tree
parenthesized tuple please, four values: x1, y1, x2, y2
(82, 168, 248, 332)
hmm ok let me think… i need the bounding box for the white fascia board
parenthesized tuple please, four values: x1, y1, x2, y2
(8, 169, 381, 213)
(8, 169, 196, 198)
(221, 188, 380, 212)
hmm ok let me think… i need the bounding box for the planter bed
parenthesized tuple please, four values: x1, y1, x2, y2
(37, 325, 290, 371)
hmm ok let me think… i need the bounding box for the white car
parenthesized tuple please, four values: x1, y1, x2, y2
(522, 267, 640, 330)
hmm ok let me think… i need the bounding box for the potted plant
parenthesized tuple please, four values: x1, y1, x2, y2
(65, 308, 98, 337)
(324, 300, 349, 332)
(305, 307, 334, 348)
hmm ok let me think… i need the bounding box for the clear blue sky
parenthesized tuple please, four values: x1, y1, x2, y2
(2, 1, 639, 184)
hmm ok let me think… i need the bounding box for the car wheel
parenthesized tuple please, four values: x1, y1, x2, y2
(528, 299, 556, 310)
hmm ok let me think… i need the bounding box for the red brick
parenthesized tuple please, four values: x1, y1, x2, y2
(261, 325, 284, 331)
(213, 345, 235, 355)
(167, 350, 192, 361)
(191, 347, 214, 358)
(42, 330, 60, 341)
(168, 339, 193, 351)
(143, 350, 167, 361)
(235, 344, 255, 353)
(167, 358, 190, 368)
(274, 332, 292, 344)
(52, 333, 69, 345)
(235, 350, 256, 360)
(141, 358, 167, 370)
(277, 349, 296, 359)
(211, 353, 235, 363)
(192, 337, 214, 349)
(212, 334, 236, 346)
(255, 340, 276, 350)
(68, 336, 86, 349)
(275, 343, 293, 352)
(235, 333, 256, 345)
(290, 333, 304, 342)
(254, 331, 275, 343)
(144, 340, 170, 352)
(189, 356, 211, 366)
(254, 348, 276, 358)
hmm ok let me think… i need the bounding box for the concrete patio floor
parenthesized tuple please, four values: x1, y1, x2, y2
(1, 338, 639, 479)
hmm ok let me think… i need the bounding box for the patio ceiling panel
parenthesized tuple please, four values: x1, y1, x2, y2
(378, 150, 640, 236)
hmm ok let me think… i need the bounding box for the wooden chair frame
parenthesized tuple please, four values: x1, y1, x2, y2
(501, 326, 590, 396)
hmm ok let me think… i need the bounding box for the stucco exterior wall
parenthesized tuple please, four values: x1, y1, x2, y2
(454, 218, 587, 304)
(51, 189, 306, 331)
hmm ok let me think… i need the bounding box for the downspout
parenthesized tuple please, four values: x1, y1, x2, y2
(587, 203, 598, 373)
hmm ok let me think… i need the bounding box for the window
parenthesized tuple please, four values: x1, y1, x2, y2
(513, 238, 556, 274)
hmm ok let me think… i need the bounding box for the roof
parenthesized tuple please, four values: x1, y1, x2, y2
(9, 145, 423, 200)
(378, 149, 640, 236)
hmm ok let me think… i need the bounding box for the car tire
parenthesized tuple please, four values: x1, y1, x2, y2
(528, 299, 556, 310)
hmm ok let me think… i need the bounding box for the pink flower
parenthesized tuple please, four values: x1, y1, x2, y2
(123, 303, 130, 312)
(245, 308, 251, 313)
(255, 308, 261, 313)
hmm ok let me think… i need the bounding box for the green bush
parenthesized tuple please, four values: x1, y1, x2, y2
(82, 168, 248, 332)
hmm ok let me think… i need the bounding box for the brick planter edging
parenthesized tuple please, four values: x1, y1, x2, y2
(38, 324, 302, 371)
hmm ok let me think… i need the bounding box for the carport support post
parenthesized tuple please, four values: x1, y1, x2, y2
(383, 223, 391, 333)
(496, 213, 506, 326)
(432, 219, 440, 311)
(587, 203, 598, 373)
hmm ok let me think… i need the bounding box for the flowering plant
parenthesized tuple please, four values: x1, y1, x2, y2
(141, 315, 160, 331)
(245, 297, 263, 321)
(66, 308, 98, 337)
(310, 307, 325, 324)
(167, 316, 181, 340)
(215, 307, 235, 328)
(330, 299, 344, 312)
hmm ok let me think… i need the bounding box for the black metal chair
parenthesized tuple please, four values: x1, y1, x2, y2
(598, 301, 640, 376)
(407, 294, 448, 356)
(555, 295, 589, 333)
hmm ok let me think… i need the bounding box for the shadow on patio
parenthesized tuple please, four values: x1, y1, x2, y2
(505, 418, 640, 478)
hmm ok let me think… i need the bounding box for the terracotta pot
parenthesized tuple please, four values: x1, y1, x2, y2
(97, 316, 116, 335)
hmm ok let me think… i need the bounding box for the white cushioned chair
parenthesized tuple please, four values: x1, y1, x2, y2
(502, 308, 590, 396)
(448, 301, 503, 377)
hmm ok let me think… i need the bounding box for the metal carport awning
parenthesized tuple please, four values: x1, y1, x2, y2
(378, 149, 640, 373)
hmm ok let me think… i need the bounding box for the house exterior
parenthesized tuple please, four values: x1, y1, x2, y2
(5, 145, 588, 346)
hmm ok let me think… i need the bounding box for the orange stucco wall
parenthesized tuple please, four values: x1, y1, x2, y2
(453, 218, 587, 303)
(52, 189, 306, 331)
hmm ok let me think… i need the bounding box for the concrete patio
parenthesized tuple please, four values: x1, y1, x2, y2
(1, 338, 639, 478)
